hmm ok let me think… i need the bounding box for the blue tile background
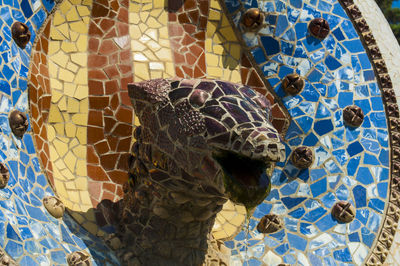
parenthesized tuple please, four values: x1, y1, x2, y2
(0, 0, 393, 264)
(222, 0, 390, 265)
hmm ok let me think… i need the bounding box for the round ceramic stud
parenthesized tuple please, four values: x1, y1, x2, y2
(67, 251, 92, 266)
(308, 18, 330, 39)
(257, 214, 283, 234)
(343, 105, 364, 127)
(9, 110, 28, 139)
(43, 196, 65, 219)
(291, 146, 314, 169)
(0, 162, 9, 189)
(282, 73, 305, 95)
(11, 22, 31, 48)
(331, 201, 356, 223)
(241, 8, 265, 31)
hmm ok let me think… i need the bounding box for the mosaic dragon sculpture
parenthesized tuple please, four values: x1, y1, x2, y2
(110, 78, 286, 265)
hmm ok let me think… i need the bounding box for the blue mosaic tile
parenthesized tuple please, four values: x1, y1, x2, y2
(220, 0, 390, 264)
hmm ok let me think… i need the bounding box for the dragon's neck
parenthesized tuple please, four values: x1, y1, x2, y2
(116, 163, 226, 265)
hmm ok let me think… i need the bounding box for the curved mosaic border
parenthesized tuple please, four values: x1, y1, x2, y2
(337, 0, 400, 264)
(27, 0, 64, 194)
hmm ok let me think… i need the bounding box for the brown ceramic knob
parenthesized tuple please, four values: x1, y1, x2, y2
(0, 162, 9, 189)
(257, 214, 283, 234)
(343, 105, 364, 127)
(291, 146, 314, 169)
(332, 201, 355, 223)
(308, 18, 330, 39)
(11, 22, 31, 49)
(9, 110, 28, 139)
(241, 8, 265, 31)
(282, 73, 305, 95)
(43, 196, 65, 218)
(67, 251, 92, 266)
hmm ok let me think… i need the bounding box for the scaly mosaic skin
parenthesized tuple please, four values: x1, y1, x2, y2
(113, 79, 285, 265)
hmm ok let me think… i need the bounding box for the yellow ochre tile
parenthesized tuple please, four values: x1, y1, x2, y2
(58, 96, 67, 111)
(48, 104, 64, 123)
(67, 98, 80, 113)
(65, 122, 77, 138)
(64, 151, 77, 172)
(53, 123, 65, 135)
(75, 160, 87, 176)
(53, 12, 66, 26)
(53, 139, 68, 157)
(77, 5, 90, 16)
(76, 127, 87, 144)
(66, 7, 80, 22)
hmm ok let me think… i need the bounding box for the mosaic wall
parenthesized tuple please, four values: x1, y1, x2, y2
(0, 0, 399, 264)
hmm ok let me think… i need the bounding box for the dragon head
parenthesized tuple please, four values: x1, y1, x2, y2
(128, 79, 285, 210)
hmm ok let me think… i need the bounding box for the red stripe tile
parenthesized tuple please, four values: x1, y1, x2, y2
(87, 0, 134, 206)
(168, 0, 209, 79)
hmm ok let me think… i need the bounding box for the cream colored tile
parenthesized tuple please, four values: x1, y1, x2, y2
(50, 78, 62, 91)
(64, 151, 77, 172)
(53, 138, 68, 157)
(65, 122, 76, 138)
(64, 83, 77, 97)
(58, 96, 67, 111)
(50, 28, 65, 41)
(65, 181, 76, 190)
(53, 12, 66, 26)
(61, 167, 75, 180)
(48, 104, 64, 123)
(47, 125, 56, 142)
(74, 85, 88, 100)
(72, 114, 87, 126)
(70, 53, 87, 67)
(66, 62, 79, 73)
(76, 35, 88, 51)
(53, 123, 65, 135)
(48, 41, 61, 55)
(80, 191, 92, 206)
(72, 145, 85, 159)
(76, 126, 86, 144)
(75, 177, 87, 190)
(56, 23, 70, 39)
(70, 21, 88, 34)
(77, 5, 90, 16)
(58, 68, 75, 82)
(54, 158, 67, 171)
(61, 41, 77, 53)
(74, 68, 88, 85)
(55, 181, 68, 199)
(75, 159, 87, 176)
(66, 7, 80, 22)
(79, 98, 88, 113)
(67, 98, 80, 113)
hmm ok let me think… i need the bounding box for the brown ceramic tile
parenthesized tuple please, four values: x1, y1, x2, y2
(29, 19, 55, 188)
(87, 0, 133, 205)
(168, 0, 209, 79)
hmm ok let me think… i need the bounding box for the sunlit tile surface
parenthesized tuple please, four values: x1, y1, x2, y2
(0, 0, 397, 264)
(220, 0, 390, 264)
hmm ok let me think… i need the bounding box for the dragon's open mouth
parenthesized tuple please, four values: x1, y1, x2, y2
(213, 150, 272, 210)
